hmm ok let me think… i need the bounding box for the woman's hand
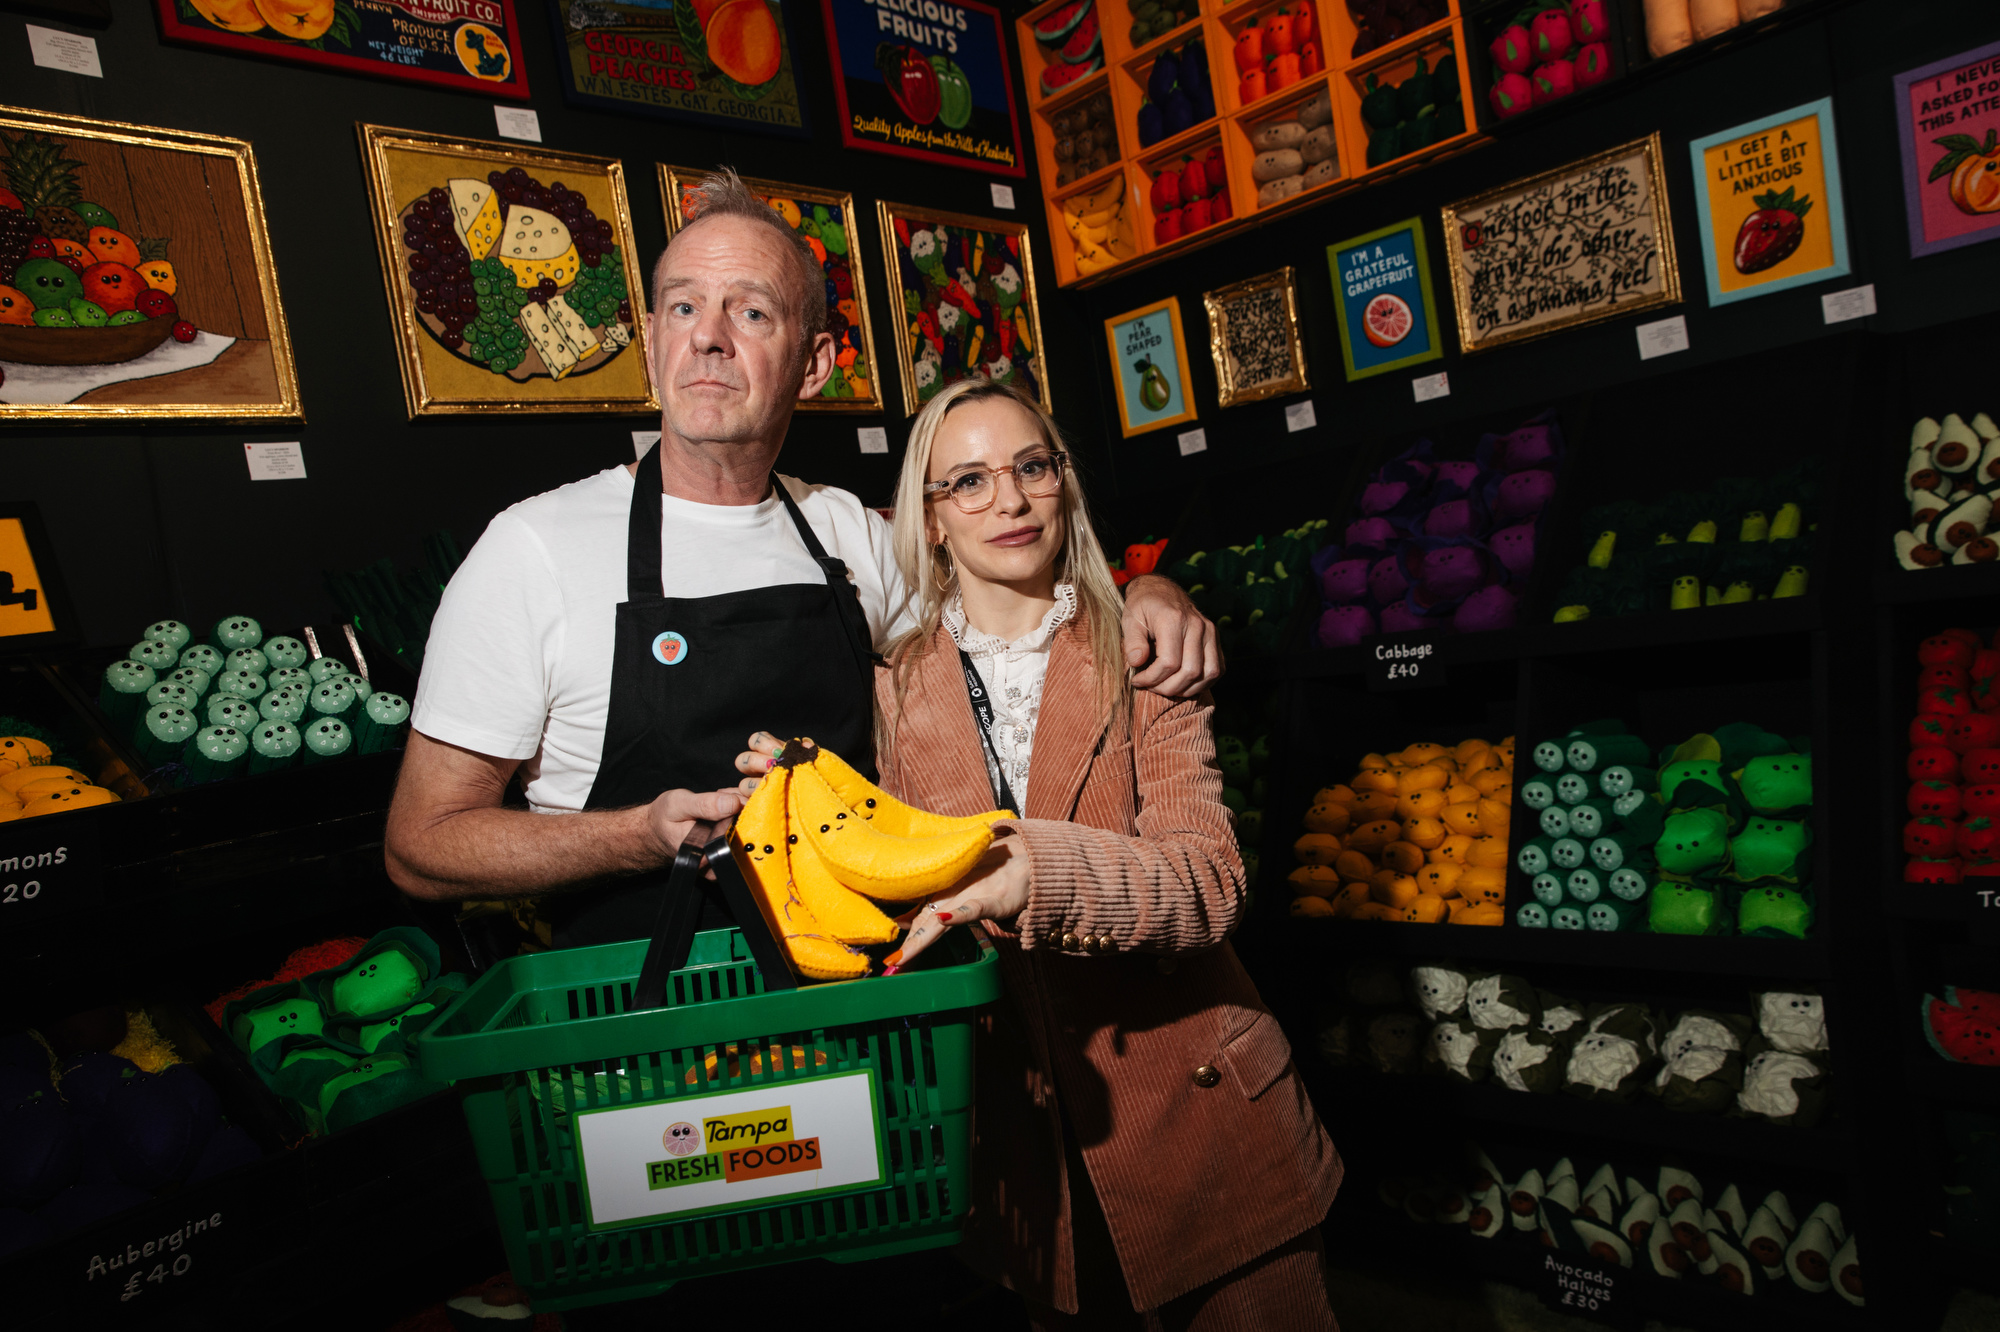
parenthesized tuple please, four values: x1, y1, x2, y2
(886, 836, 1030, 973)
(735, 731, 786, 779)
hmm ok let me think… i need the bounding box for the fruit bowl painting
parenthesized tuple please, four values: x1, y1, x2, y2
(0, 106, 300, 422)
(359, 125, 657, 419)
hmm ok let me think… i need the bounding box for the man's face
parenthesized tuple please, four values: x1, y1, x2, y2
(648, 214, 826, 447)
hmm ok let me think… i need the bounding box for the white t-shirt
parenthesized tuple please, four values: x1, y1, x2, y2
(412, 466, 913, 812)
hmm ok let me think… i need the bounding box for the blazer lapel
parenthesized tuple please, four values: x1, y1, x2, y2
(894, 629, 1002, 818)
(1024, 617, 1111, 822)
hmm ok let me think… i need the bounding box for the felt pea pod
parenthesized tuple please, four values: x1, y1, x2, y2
(1598, 764, 1657, 799)
(1549, 837, 1588, 870)
(1517, 836, 1556, 876)
(1564, 867, 1603, 903)
(1727, 818, 1812, 883)
(1530, 873, 1565, 907)
(1519, 774, 1558, 810)
(1734, 752, 1811, 813)
(1648, 880, 1725, 935)
(1566, 732, 1649, 773)
(1738, 885, 1815, 939)
(1584, 896, 1645, 932)
(1566, 797, 1616, 839)
(1607, 866, 1652, 902)
(1550, 905, 1587, 930)
(1554, 771, 1595, 806)
(1516, 902, 1551, 928)
(1538, 804, 1573, 838)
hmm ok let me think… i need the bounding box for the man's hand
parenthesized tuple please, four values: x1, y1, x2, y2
(885, 837, 1031, 972)
(644, 787, 747, 861)
(1121, 573, 1222, 698)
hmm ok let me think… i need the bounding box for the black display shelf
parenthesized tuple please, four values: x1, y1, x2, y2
(1871, 565, 2000, 606)
(1287, 920, 1833, 977)
(1878, 883, 2000, 939)
(1902, 1056, 2000, 1110)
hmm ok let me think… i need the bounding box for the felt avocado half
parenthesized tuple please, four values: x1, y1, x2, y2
(1744, 1201, 1792, 1278)
(1830, 1231, 1862, 1306)
(1508, 1168, 1545, 1230)
(1786, 1208, 1841, 1293)
(1468, 1183, 1506, 1238)
(1572, 1217, 1633, 1267)
(1620, 1190, 1661, 1249)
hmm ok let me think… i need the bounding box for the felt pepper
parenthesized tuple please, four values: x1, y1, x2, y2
(1908, 781, 1962, 820)
(1360, 73, 1400, 127)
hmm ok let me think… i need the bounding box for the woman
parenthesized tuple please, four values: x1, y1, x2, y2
(740, 379, 1341, 1329)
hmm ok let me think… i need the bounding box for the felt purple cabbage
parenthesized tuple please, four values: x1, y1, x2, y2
(1423, 496, 1488, 539)
(1310, 543, 1345, 579)
(1316, 604, 1378, 647)
(1344, 517, 1402, 556)
(1402, 539, 1495, 606)
(1359, 479, 1417, 517)
(1321, 557, 1370, 605)
(1379, 599, 1434, 634)
(1489, 522, 1538, 580)
(1478, 410, 1564, 473)
(1454, 583, 1518, 632)
(1376, 438, 1437, 488)
(1368, 555, 1411, 607)
(1432, 459, 1484, 495)
(1488, 469, 1558, 524)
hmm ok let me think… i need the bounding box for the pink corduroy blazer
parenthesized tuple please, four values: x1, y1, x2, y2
(873, 616, 1342, 1313)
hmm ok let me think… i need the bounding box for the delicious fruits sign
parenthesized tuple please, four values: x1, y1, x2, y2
(550, 0, 808, 138)
(1893, 39, 2000, 259)
(1326, 217, 1442, 382)
(156, 0, 530, 99)
(1689, 99, 1851, 307)
(821, 0, 1025, 176)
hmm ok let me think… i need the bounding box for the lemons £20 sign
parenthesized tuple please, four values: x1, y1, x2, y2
(0, 519, 54, 641)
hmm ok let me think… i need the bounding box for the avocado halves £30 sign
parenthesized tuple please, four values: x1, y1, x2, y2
(820, 0, 1025, 177)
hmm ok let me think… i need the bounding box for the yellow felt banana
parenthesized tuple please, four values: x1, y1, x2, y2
(810, 746, 1013, 838)
(783, 780, 901, 943)
(730, 770, 870, 980)
(789, 760, 992, 902)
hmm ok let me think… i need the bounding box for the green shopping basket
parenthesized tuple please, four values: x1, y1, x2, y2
(414, 838, 1002, 1311)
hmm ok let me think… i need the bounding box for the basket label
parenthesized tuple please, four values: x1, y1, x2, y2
(577, 1069, 883, 1229)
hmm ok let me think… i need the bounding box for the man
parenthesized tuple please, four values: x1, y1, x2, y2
(385, 169, 1218, 943)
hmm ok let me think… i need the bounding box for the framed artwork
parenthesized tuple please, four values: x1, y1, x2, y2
(821, 0, 1025, 177)
(156, 0, 529, 99)
(1104, 297, 1197, 438)
(1442, 134, 1679, 354)
(1325, 220, 1443, 381)
(0, 503, 77, 650)
(1689, 99, 1849, 306)
(549, 0, 808, 139)
(876, 201, 1045, 417)
(1894, 40, 2000, 259)
(660, 167, 879, 412)
(1203, 268, 1309, 407)
(0, 105, 301, 423)
(358, 124, 656, 419)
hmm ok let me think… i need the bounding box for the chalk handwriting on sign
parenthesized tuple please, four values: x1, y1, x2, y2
(1366, 638, 1445, 693)
(1443, 134, 1681, 354)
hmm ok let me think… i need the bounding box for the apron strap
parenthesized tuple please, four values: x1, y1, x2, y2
(627, 442, 666, 601)
(774, 478, 882, 672)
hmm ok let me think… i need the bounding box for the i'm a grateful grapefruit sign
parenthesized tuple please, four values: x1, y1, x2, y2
(1326, 217, 1442, 381)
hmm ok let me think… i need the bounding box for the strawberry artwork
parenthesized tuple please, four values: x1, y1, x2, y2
(1733, 185, 1812, 274)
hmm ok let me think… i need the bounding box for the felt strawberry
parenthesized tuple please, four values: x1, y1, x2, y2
(1911, 781, 1964, 819)
(1489, 24, 1533, 74)
(1907, 857, 1963, 883)
(1531, 60, 1575, 104)
(1734, 186, 1811, 274)
(1910, 746, 1961, 782)
(1913, 713, 1953, 748)
(1907, 817, 1957, 857)
(1489, 72, 1533, 119)
(1959, 817, 2000, 860)
(1569, 0, 1609, 42)
(1529, 9, 1573, 60)
(1965, 749, 2000, 783)
(1920, 634, 1976, 667)
(1952, 712, 2000, 754)
(1923, 663, 1973, 692)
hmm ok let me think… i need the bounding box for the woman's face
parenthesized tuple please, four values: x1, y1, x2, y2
(924, 395, 1066, 591)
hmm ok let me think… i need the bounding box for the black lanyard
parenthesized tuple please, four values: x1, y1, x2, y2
(958, 648, 1018, 813)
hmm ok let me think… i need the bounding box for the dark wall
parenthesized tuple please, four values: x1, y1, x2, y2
(3, 0, 1996, 647)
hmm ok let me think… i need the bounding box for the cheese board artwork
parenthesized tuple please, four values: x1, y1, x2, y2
(358, 124, 657, 418)
(0, 105, 301, 423)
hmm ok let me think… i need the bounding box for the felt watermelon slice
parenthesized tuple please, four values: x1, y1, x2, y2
(1925, 993, 2000, 1064)
(1032, 0, 1090, 44)
(1039, 53, 1101, 97)
(1060, 11, 1102, 62)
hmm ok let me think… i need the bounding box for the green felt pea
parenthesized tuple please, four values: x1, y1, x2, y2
(1736, 753, 1812, 813)
(331, 948, 422, 1016)
(1655, 808, 1731, 875)
(235, 997, 323, 1050)
(1737, 885, 1814, 939)
(1648, 882, 1721, 935)
(1729, 817, 1810, 882)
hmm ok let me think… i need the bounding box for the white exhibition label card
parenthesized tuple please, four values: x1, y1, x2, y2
(574, 1069, 884, 1230)
(1635, 314, 1690, 360)
(989, 183, 1016, 210)
(857, 426, 889, 454)
(244, 442, 306, 480)
(1177, 427, 1207, 456)
(1284, 400, 1316, 432)
(494, 107, 542, 142)
(26, 25, 101, 77)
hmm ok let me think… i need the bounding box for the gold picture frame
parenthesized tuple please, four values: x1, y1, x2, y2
(0, 105, 301, 424)
(358, 124, 656, 419)
(1203, 267, 1310, 408)
(1440, 133, 1681, 355)
(660, 166, 883, 415)
(875, 201, 1048, 418)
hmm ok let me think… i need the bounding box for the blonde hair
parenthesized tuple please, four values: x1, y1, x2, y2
(882, 378, 1130, 753)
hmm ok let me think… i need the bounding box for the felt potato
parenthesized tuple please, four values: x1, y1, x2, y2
(1382, 840, 1425, 873)
(1333, 881, 1371, 914)
(1294, 832, 1343, 865)
(1402, 742, 1448, 765)
(1459, 903, 1506, 926)
(1334, 849, 1376, 881)
(1353, 901, 1400, 921)
(1252, 149, 1304, 182)
(1441, 803, 1483, 837)
(1467, 837, 1510, 869)
(1436, 833, 1476, 864)
(1358, 753, 1392, 771)
(1398, 765, 1449, 795)
(1418, 861, 1464, 897)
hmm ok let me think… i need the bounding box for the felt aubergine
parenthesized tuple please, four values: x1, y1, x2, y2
(1529, 873, 1564, 908)
(1648, 881, 1723, 934)
(1620, 1190, 1661, 1249)
(1562, 1002, 1657, 1100)
(1786, 1210, 1839, 1292)
(57, 1053, 147, 1123)
(0, 1091, 79, 1205)
(1465, 974, 1538, 1030)
(1584, 897, 1644, 931)
(1735, 752, 1811, 813)
(94, 1073, 199, 1189)
(1426, 1018, 1497, 1082)
(1737, 1046, 1828, 1126)
(1744, 1202, 1792, 1277)
(1738, 885, 1814, 938)
(1320, 556, 1369, 603)
(186, 1125, 261, 1183)
(0, 1206, 47, 1258)
(1315, 605, 1377, 648)
(1651, 1010, 1749, 1115)
(1409, 965, 1470, 1020)
(1492, 1028, 1567, 1092)
(1755, 990, 1828, 1054)
(35, 1182, 150, 1237)
(1830, 1231, 1862, 1306)
(155, 1064, 220, 1143)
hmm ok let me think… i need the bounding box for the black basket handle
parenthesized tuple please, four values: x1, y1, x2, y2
(633, 835, 798, 1010)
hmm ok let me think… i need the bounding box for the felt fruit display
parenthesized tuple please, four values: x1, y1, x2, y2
(731, 740, 1010, 980)
(1373, 1140, 1860, 1306)
(1484, 0, 1615, 121)
(1642, 0, 1780, 59)
(1925, 986, 2000, 1065)
(1148, 146, 1228, 245)
(1126, 0, 1195, 52)
(1899, 626, 2000, 883)
(1136, 39, 1215, 149)
(1107, 536, 1170, 587)
(1893, 413, 2000, 570)
(0, 756, 118, 822)
(1314, 415, 1562, 647)
(1164, 520, 1330, 660)
(1555, 461, 1816, 621)
(1517, 721, 1816, 938)
(1032, 0, 1105, 99)
(0, 132, 194, 365)
(1348, 0, 1448, 58)
(1061, 170, 1138, 278)
(1231, 4, 1320, 109)
(1358, 47, 1465, 169)
(1287, 735, 1514, 924)
(0, 1014, 262, 1256)
(1049, 91, 1117, 189)
(893, 215, 1040, 402)
(1249, 89, 1336, 208)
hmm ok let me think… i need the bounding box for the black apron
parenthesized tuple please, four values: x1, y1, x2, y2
(553, 443, 877, 948)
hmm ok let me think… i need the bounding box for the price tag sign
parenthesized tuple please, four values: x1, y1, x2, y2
(1366, 636, 1446, 692)
(1535, 1253, 1641, 1329)
(0, 823, 102, 921)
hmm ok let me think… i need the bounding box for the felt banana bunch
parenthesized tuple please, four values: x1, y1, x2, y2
(731, 739, 1012, 980)
(1061, 173, 1136, 276)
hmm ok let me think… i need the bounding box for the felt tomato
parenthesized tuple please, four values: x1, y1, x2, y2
(1966, 786, 2000, 819)
(1923, 685, 1974, 717)
(1953, 713, 2000, 754)
(1908, 857, 1964, 884)
(1911, 746, 1962, 781)
(1960, 817, 2000, 860)
(1914, 714, 1954, 748)
(1922, 663, 1972, 692)
(1964, 749, 2000, 783)
(1911, 781, 1964, 819)
(1907, 818, 1958, 857)
(1921, 634, 1977, 667)
(1966, 859, 2000, 878)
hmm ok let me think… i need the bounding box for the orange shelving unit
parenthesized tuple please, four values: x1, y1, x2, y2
(1016, 0, 1487, 287)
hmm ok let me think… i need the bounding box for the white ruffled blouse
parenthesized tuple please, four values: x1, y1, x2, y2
(942, 582, 1078, 811)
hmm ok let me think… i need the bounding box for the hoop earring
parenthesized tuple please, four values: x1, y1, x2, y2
(933, 543, 954, 595)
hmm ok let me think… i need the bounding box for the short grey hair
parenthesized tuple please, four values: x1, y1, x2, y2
(651, 167, 827, 356)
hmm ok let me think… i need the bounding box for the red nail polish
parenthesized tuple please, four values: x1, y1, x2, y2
(935, 911, 953, 923)
(882, 964, 900, 976)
